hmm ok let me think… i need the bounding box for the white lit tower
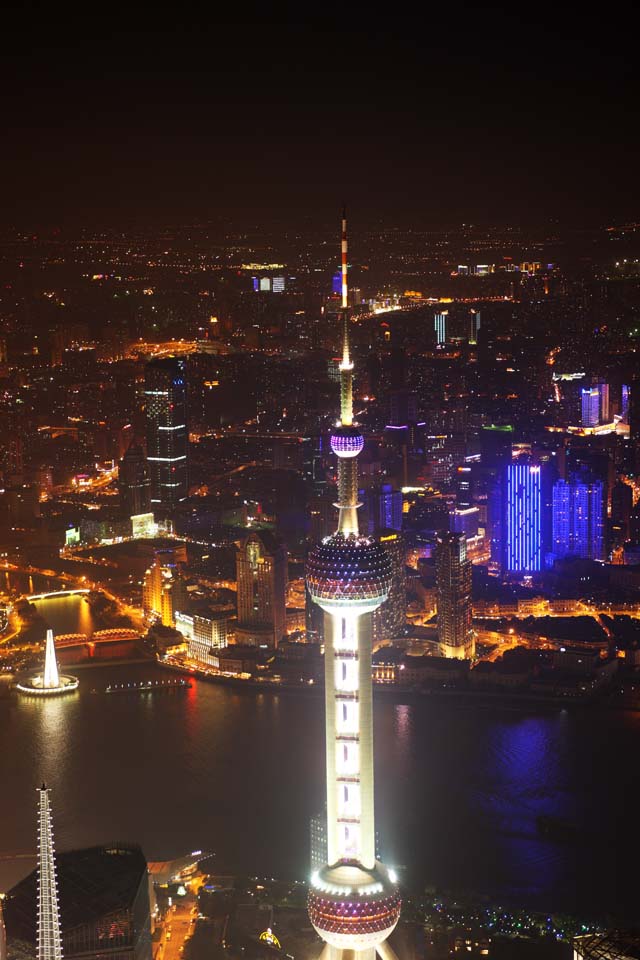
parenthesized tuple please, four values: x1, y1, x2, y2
(306, 211, 401, 960)
(37, 785, 63, 960)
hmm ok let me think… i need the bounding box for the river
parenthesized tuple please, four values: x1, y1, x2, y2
(0, 592, 638, 923)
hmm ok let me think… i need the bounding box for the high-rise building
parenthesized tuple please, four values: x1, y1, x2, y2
(611, 479, 634, 547)
(175, 609, 229, 665)
(144, 358, 188, 513)
(142, 553, 187, 628)
(468, 308, 481, 345)
(629, 379, 640, 472)
(118, 441, 151, 518)
(236, 531, 287, 648)
(305, 212, 401, 960)
(505, 461, 542, 575)
(310, 810, 328, 873)
(372, 530, 407, 643)
(435, 532, 474, 659)
(434, 310, 448, 346)
(552, 478, 605, 561)
(365, 483, 403, 534)
(581, 383, 609, 427)
(449, 507, 480, 540)
(302, 435, 327, 493)
(581, 387, 600, 427)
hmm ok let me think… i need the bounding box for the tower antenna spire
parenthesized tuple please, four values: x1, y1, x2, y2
(341, 204, 348, 312)
(37, 785, 63, 960)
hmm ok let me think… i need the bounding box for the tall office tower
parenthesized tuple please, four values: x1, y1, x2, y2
(611, 479, 633, 546)
(236, 531, 287, 648)
(365, 484, 403, 534)
(435, 532, 474, 660)
(302, 435, 327, 493)
(629, 380, 640, 471)
(310, 810, 329, 873)
(597, 382, 610, 423)
(480, 424, 513, 469)
(468, 309, 481, 345)
(37, 786, 63, 960)
(434, 310, 448, 346)
(449, 506, 480, 540)
(386, 389, 417, 431)
(306, 212, 400, 960)
(118, 441, 151, 517)
(505, 462, 542, 575)
(372, 530, 407, 643)
(552, 479, 605, 561)
(581, 387, 600, 427)
(142, 555, 187, 628)
(621, 384, 631, 422)
(144, 358, 188, 513)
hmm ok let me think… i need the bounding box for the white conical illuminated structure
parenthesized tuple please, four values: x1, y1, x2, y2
(16, 630, 78, 696)
(306, 212, 400, 960)
(37, 785, 63, 960)
(43, 631, 60, 689)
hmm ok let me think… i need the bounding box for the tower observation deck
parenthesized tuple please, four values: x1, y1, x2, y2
(305, 212, 401, 960)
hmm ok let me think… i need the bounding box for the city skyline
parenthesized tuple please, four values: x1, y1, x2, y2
(1, 15, 640, 951)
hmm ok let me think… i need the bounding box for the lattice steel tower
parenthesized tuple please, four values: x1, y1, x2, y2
(37, 785, 63, 960)
(305, 212, 401, 960)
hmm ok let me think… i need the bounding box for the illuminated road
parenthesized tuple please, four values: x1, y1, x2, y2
(157, 892, 198, 960)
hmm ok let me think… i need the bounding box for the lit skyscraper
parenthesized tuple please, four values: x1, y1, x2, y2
(581, 387, 600, 427)
(434, 310, 448, 346)
(306, 212, 400, 960)
(552, 478, 604, 561)
(236, 531, 287, 648)
(144, 358, 188, 513)
(37, 786, 63, 960)
(505, 462, 542, 574)
(468, 309, 481, 345)
(435, 532, 474, 659)
(118, 440, 151, 518)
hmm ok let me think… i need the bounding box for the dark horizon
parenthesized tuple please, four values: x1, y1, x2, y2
(1, 17, 638, 229)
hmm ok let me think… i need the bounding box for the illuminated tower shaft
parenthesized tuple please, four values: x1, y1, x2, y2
(43, 630, 60, 689)
(306, 211, 399, 960)
(324, 600, 375, 868)
(37, 786, 63, 960)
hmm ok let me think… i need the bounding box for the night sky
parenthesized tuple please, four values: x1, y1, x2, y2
(1, 15, 637, 227)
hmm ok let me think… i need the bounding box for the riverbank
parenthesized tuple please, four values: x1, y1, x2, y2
(158, 657, 637, 712)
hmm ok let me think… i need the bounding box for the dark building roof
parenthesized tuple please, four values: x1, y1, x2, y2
(4, 845, 148, 941)
(574, 932, 640, 960)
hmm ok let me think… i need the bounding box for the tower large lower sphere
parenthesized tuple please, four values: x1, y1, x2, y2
(305, 211, 401, 960)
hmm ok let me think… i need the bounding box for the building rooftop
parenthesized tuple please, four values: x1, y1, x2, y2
(3, 844, 148, 941)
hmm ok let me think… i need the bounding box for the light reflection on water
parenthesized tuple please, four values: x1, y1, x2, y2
(1, 590, 639, 922)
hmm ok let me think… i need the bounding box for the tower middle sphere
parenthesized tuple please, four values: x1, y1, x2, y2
(331, 425, 365, 459)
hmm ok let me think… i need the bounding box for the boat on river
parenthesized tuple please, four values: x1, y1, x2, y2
(104, 678, 192, 695)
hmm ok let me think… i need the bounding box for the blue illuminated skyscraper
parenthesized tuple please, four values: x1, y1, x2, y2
(581, 383, 609, 427)
(552, 478, 604, 561)
(505, 462, 542, 574)
(581, 388, 600, 427)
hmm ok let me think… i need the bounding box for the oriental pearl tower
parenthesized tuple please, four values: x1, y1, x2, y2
(306, 211, 401, 960)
